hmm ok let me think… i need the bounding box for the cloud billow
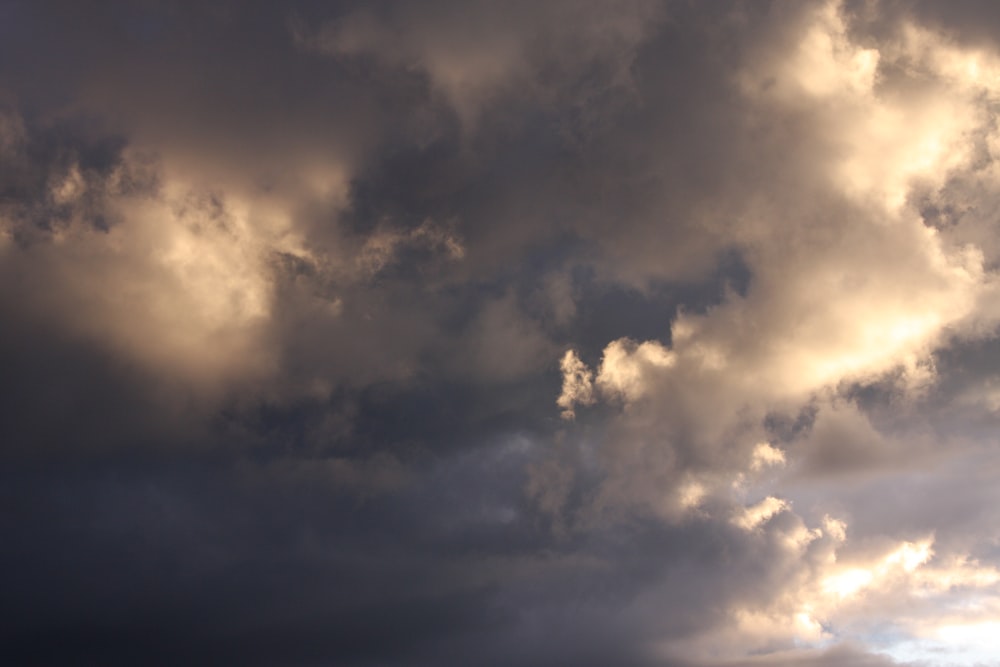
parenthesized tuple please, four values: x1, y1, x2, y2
(4, 1, 1000, 666)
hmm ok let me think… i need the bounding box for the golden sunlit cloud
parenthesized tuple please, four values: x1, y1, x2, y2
(0, 142, 353, 392)
(555, 4, 1000, 663)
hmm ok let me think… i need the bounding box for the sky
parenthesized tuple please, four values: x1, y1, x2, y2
(4, 1, 1000, 665)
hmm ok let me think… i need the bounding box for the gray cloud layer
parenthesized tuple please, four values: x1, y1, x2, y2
(4, 1, 1000, 665)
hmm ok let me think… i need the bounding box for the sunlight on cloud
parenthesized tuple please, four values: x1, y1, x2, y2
(821, 539, 933, 600)
(657, 510, 1000, 664)
(822, 568, 873, 600)
(0, 145, 345, 391)
(557, 0, 999, 471)
(66, 181, 279, 384)
(746, 1, 994, 213)
(836, 100, 975, 212)
(880, 613, 1000, 666)
(750, 442, 786, 471)
(557, 349, 595, 420)
(594, 338, 675, 403)
(559, 3, 1000, 664)
(732, 496, 789, 532)
(934, 620, 1000, 652)
(677, 478, 707, 510)
(781, 0, 879, 99)
(11, 1, 1000, 664)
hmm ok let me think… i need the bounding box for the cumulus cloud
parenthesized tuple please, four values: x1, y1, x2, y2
(557, 349, 594, 419)
(550, 0, 1000, 513)
(7, 1, 1000, 666)
(1, 124, 294, 392)
(653, 504, 1000, 665)
(539, 2, 1000, 662)
(750, 442, 786, 471)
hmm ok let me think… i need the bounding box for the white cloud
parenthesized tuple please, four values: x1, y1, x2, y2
(732, 496, 790, 531)
(557, 349, 594, 420)
(658, 505, 1000, 664)
(596, 338, 675, 402)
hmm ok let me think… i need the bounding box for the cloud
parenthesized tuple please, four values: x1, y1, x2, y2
(732, 496, 791, 531)
(750, 442, 786, 471)
(538, 3, 1000, 661)
(557, 349, 594, 419)
(549, 0, 1000, 518)
(1, 126, 278, 390)
(295, 0, 663, 131)
(7, 2, 1000, 666)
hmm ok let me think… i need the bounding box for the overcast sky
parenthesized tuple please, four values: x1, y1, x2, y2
(4, 1, 1000, 665)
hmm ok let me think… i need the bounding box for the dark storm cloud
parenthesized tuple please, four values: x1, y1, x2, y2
(5, 1, 1000, 666)
(2, 454, 893, 667)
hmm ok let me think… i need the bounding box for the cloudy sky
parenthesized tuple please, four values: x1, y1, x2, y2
(5, 1, 1000, 665)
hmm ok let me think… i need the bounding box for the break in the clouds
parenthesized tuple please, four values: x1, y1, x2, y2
(5, 1, 1000, 665)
